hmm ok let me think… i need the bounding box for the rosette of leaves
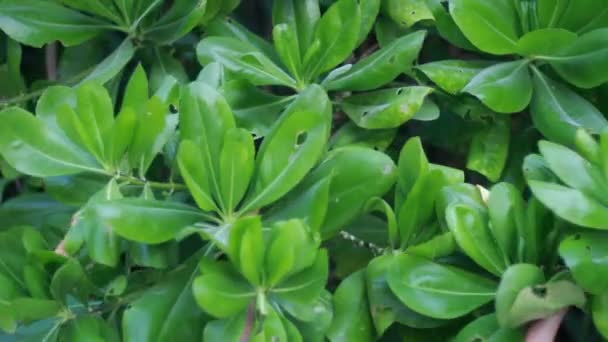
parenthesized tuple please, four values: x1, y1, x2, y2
(525, 129, 608, 338)
(0, 0, 239, 96)
(0, 66, 181, 268)
(0, 225, 130, 340)
(192, 216, 330, 341)
(327, 136, 465, 340)
(196, 0, 437, 139)
(411, 180, 586, 340)
(416, 0, 608, 147)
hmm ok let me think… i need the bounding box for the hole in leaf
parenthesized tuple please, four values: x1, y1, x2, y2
(573, 234, 581, 240)
(532, 285, 547, 298)
(411, 11, 416, 15)
(396, 88, 404, 95)
(295, 131, 308, 147)
(169, 104, 178, 113)
(388, 56, 397, 64)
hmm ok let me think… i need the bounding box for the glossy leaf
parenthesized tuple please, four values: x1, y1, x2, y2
(219, 128, 255, 212)
(450, 0, 520, 55)
(0, 107, 102, 177)
(539, 140, 608, 205)
(559, 232, 608, 295)
(466, 117, 510, 182)
(506, 280, 586, 327)
(383, 0, 433, 27)
(495, 264, 545, 327)
(0, 0, 106, 47)
(324, 31, 426, 91)
(122, 259, 207, 342)
(530, 68, 608, 145)
(242, 85, 331, 212)
(516, 29, 577, 57)
(549, 28, 608, 88)
(326, 270, 374, 342)
(193, 260, 255, 318)
(463, 60, 532, 113)
(341, 87, 433, 129)
(387, 254, 497, 319)
(417, 60, 491, 95)
(272, 0, 320, 56)
(197, 37, 296, 88)
(528, 180, 608, 229)
(79, 39, 135, 85)
(303, 0, 362, 79)
(299, 146, 397, 239)
(92, 199, 207, 244)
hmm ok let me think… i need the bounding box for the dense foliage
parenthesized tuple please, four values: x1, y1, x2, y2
(0, 0, 607, 340)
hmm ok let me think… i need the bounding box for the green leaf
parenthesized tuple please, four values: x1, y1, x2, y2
(60, 315, 118, 342)
(193, 260, 255, 318)
(273, 23, 302, 81)
(303, 0, 361, 79)
(506, 280, 586, 327)
(265, 220, 320, 286)
(197, 37, 296, 88)
(453, 313, 523, 342)
(265, 177, 330, 234)
(272, 0, 320, 56)
(466, 117, 510, 182)
(79, 39, 135, 85)
(326, 270, 374, 342)
(50, 259, 95, 304)
(145, 0, 207, 45)
(329, 122, 397, 151)
(356, 0, 381, 45)
(203, 313, 247, 342)
(79, 179, 123, 266)
(58, 0, 123, 23)
(177, 140, 217, 212)
(122, 259, 207, 342)
(417, 60, 491, 95)
(487, 183, 525, 264)
(528, 180, 608, 230)
(539, 140, 608, 205)
(449, 0, 520, 55)
(36, 85, 77, 131)
(271, 250, 328, 321)
(445, 204, 507, 276)
(387, 254, 497, 319)
(179, 81, 236, 211)
(366, 255, 446, 335)
(463, 60, 532, 113)
(559, 232, 608, 295)
(426, 0, 476, 50)
(122, 64, 149, 115)
(237, 217, 264, 286)
(530, 67, 608, 145)
(341, 87, 433, 129)
(0, 0, 106, 47)
(324, 31, 426, 91)
(241, 85, 331, 212)
(300, 146, 397, 239)
(219, 128, 255, 212)
(129, 97, 178, 174)
(221, 80, 293, 137)
(205, 18, 279, 64)
(515, 28, 577, 57)
(495, 264, 545, 327)
(0, 107, 102, 177)
(92, 199, 208, 244)
(548, 28, 608, 88)
(593, 292, 608, 339)
(382, 0, 433, 27)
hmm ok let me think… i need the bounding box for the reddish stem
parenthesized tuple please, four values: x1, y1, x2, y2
(526, 308, 568, 342)
(239, 303, 255, 342)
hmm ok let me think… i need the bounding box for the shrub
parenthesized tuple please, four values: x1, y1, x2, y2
(0, 0, 607, 341)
